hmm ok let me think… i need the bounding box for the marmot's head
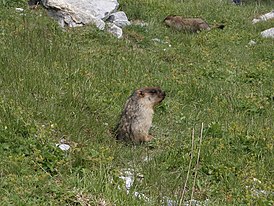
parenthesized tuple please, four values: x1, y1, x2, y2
(135, 87, 165, 107)
(163, 15, 176, 27)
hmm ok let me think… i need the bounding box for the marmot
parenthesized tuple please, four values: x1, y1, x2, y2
(115, 87, 166, 143)
(164, 15, 225, 33)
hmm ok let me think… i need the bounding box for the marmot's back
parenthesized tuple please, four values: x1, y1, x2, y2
(164, 15, 224, 33)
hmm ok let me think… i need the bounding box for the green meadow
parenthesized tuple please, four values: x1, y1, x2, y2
(0, 0, 273, 205)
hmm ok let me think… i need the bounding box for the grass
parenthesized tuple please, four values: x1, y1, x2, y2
(0, 0, 273, 205)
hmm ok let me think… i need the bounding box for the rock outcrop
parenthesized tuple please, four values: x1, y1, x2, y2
(39, 0, 130, 37)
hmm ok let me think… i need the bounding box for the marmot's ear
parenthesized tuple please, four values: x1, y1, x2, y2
(137, 90, 145, 97)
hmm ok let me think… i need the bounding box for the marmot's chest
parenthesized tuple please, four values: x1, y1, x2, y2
(135, 106, 154, 129)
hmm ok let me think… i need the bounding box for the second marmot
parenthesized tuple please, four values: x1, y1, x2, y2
(164, 15, 225, 33)
(115, 87, 166, 143)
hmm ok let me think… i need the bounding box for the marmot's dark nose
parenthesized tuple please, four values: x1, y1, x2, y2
(161, 91, 166, 99)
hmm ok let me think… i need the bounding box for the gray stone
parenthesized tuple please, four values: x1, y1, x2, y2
(57, 143, 70, 151)
(252, 10, 274, 24)
(41, 0, 119, 29)
(107, 11, 131, 28)
(106, 23, 123, 38)
(15, 8, 24, 12)
(39, 0, 132, 38)
(261, 28, 274, 38)
(248, 40, 256, 46)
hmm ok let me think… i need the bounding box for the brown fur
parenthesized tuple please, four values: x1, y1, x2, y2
(164, 15, 224, 33)
(115, 87, 165, 143)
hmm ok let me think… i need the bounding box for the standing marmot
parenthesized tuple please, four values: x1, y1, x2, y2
(164, 15, 224, 33)
(115, 87, 166, 143)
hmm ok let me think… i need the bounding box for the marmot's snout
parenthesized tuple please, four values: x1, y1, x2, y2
(159, 90, 166, 102)
(142, 87, 166, 105)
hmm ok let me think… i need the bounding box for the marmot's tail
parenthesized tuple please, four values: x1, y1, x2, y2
(212, 24, 225, 30)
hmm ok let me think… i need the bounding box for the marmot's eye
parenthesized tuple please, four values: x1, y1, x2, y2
(150, 89, 157, 94)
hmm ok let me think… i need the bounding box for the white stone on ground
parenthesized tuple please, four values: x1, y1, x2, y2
(261, 27, 274, 38)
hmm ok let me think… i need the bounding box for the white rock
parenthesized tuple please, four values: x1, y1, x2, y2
(41, 0, 118, 29)
(107, 11, 131, 28)
(253, 177, 262, 184)
(252, 10, 274, 24)
(106, 23, 123, 38)
(119, 169, 134, 191)
(40, 0, 132, 38)
(261, 27, 274, 38)
(57, 143, 70, 151)
(248, 40, 256, 46)
(15, 8, 24, 12)
(42, 0, 119, 20)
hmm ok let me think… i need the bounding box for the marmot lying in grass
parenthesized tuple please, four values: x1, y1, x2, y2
(164, 15, 225, 33)
(115, 87, 166, 143)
